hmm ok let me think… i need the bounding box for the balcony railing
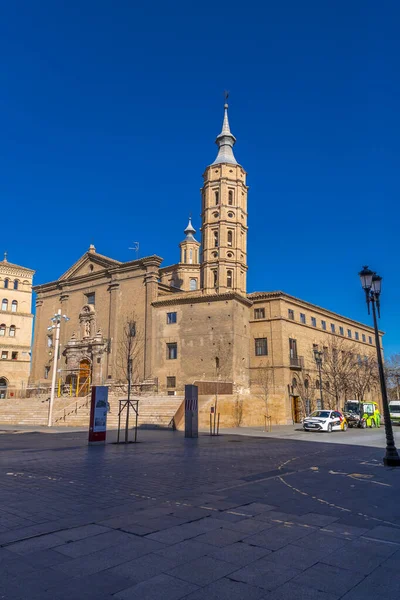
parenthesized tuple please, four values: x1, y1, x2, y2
(290, 356, 304, 369)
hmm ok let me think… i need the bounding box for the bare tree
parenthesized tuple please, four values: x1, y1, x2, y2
(318, 337, 357, 410)
(385, 354, 400, 401)
(254, 359, 272, 422)
(293, 369, 316, 418)
(116, 314, 143, 442)
(212, 337, 232, 433)
(349, 354, 379, 402)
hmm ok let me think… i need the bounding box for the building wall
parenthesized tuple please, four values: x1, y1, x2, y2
(0, 261, 34, 393)
(152, 293, 251, 395)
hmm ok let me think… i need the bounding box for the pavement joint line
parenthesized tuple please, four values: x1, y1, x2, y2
(278, 474, 400, 529)
(361, 536, 400, 546)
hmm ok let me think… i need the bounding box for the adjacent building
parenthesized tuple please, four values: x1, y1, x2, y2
(0, 254, 35, 398)
(30, 104, 380, 423)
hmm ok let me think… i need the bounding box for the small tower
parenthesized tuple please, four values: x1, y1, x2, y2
(200, 102, 248, 295)
(179, 217, 200, 266)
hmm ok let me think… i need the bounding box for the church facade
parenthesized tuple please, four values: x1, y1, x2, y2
(31, 105, 380, 424)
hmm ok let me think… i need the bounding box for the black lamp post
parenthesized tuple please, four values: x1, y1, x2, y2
(359, 266, 400, 467)
(314, 349, 324, 410)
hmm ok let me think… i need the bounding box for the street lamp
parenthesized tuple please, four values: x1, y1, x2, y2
(313, 348, 324, 410)
(359, 266, 400, 467)
(47, 309, 69, 427)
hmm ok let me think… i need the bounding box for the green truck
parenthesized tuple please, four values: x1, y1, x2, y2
(343, 400, 381, 428)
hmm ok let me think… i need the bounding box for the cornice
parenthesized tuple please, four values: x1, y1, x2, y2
(248, 290, 381, 335)
(153, 290, 252, 308)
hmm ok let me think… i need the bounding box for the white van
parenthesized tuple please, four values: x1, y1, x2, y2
(389, 401, 400, 425)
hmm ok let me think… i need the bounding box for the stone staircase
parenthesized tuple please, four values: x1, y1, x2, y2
(0, 394, 184, 429)
(0, 397, 78, 426)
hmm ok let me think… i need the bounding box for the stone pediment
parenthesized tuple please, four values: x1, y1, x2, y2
(58, 251, 121, 282)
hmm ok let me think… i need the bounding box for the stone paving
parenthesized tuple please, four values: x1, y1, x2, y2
(0, 428, 399, 599)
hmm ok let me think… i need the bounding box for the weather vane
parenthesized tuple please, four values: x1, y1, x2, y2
(224, 90, 229, 102)
(129, 242, 140, 260)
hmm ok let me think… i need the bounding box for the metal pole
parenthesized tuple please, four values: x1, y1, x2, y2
(371, 299, 400, 466)
(134, 401, 138, 443)
(48, 309, 61, 427)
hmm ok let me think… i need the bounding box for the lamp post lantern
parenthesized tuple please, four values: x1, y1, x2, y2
(359, 266, 400, 467)
(313, 348, 324, 410)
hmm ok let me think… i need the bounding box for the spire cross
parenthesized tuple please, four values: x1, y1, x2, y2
(224, 90, 229, 102)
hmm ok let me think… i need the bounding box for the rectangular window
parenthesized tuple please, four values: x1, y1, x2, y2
(347, 329, 352, 338)
(254, 308, 265, 320)
(167, 391, 175, 396)
(44, 366, 50, 379)
(85, 292, 95, 306)
(311, 317, 316, 327)
(166, 312, 177, 324)
(167, 343, 177, 360)
(11, 352, 18, 360)
(369, 336, 373, 344)
(288, 309, 294, 320)
(300, 313, 306, 324)
(355, 332, 359, 340)
(167, 376, 176, 388)
(289, 338, 298, 359)
(331, 324, 335, 333)
(362, 334, 366, 342)
(321, 320, 326, 330)
(357, 354, 362, 365)
(1, 351, 8, 359)
(255, 338, 268, 356)
(339, 327, 344, 335)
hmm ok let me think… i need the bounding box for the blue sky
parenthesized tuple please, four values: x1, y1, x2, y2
(1, 2, 399, 354)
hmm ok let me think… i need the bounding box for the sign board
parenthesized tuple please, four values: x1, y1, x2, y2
(88, 385, 108, 445)
(185, 384, 198, 438)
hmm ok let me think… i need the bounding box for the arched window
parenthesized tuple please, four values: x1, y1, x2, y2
(212, 270, 218, 288)
(228, 190, 234, 205)
(213, 231, 219, 247)
(9, 325, 16, 337)
(227, 270, 233, 288)
(227, 231, 233, 247)
(215, 191, 219, 205)
(189, 278, 197, 291)
(304, 379, 309, 389)
(4, 279, 9, 289)
(11, 300, 17, 313)
(189, 249, 193, 264)
(183, 249, 187, 263)
(0, 377, 7, 398)
(13, 280, 19, 290)
(292, 378, 297, 388)
(1, 299, 8, 311)
(0, 324, 5, 336)
(316, 379, 320, 389)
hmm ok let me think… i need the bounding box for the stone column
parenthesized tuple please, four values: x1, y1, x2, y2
(106, 282, 120, 380)
(30, 297, 43, 384)
(144, 259, 161, 380)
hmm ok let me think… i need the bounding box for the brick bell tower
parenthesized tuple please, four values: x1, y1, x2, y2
(200, 101, 248, 295)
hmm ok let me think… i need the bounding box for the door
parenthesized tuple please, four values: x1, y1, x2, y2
(78, 360, 91, 396)
(292, 396, 302, 423)
(331, 411, 342, 430)
(0, 377, 7, 399)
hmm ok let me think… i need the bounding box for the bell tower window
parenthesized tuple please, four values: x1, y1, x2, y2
(189, 249, 193, 264)
(228, 190, 233, 205)
(212, 270, 218, 288)
(215, 190, 219, 205)
(227, 270, 233, 288)
(213, 231, 219, 247)
(227, 230, 233, 247)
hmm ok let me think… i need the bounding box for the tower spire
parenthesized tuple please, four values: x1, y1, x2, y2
(183, 216, 197, 241)
(212, 99, 237, 165)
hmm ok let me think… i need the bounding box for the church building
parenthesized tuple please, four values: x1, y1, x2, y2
(30, 104, 380, 424)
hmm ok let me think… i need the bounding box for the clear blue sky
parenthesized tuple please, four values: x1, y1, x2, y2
(1, 2, 399, 354)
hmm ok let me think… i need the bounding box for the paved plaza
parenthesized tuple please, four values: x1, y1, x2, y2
(0, 426, 400, 599)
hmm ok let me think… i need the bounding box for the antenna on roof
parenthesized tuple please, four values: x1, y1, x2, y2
(129, 242, 140, 260)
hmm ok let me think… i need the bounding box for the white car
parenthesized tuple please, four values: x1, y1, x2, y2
(303, 410, 347, 433)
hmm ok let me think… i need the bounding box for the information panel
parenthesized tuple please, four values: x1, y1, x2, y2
(88, 385, 108, 445)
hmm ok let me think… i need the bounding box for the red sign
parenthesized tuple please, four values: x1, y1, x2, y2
(88, 386, 108, 444)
